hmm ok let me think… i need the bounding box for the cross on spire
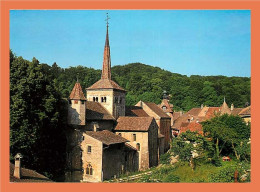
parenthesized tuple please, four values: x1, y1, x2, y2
(105, 13, 110, 28)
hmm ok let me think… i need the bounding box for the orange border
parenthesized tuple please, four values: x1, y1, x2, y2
(1, 0, 259, 192)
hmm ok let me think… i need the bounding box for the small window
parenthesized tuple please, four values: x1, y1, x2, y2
(96, 97, 98, 102)
(118, 133, 122, 137)
(119, 97, 122, 104)
(162, 106, 166, 111)
(114, 97, 118, 103)
(101, 97, 104, 102)
(86, 164, 93, 175)
(87, 146, 91, 153)
(136, 143, 140, 151)
(93, 97, 95, 102)
(74, 100, 78, 104)
(133, 134, 136, 141)
(104, 97, 107, 102)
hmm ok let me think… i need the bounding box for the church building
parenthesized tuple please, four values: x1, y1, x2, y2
(65, 15, 170, 182)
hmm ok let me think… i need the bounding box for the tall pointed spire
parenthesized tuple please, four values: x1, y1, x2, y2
(101, 13, 111, 80)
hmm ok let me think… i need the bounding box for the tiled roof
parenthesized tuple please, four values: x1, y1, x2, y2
(10, 163, 52, 182)
(86, 78, 126, 92)
(231, 108, 244, 115)
(143, 102, 170, 118)
(69, 82, 86, 100)
(86, 101, 115, 121)
(125, 143, 137, 151)
(115, 117, 155, 131)
(239, 106, 251, 116)
(125, 106, 149, 117)
(180, 122, 203, 135)
(158, 99, 173, 113)
(85, 130, 128, 145)
(205, 107, 221, 119)
(172, 112, 182, 121)
(187, 108, 202, 116)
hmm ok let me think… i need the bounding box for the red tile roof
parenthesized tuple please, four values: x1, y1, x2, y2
(86, 78, 126, 92)
(115, 116, 155, 131)
(10, 163, 52, 182)
(69, 82, 86, 100)
(205, 107, 221, 119)
(180, 121, 203, 135)
(125, 106, 149, 117)
(86, 101, 115, 121)
(143, 102, 170, 118)
(85, 130, 128, 145)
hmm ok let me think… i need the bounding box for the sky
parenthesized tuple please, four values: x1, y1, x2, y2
(10, 10, 251, 77)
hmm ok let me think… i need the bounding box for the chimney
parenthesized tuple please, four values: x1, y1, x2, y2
(14, 153, 23, 179)
(93, 122, 99, 132)
(201, 104, 204, 109)
(231, 103, 234, 111)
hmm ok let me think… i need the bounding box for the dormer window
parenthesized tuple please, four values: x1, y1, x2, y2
(162, 106, 166, 111)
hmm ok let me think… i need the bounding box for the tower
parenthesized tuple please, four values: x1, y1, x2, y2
(86, 13, 126, 119)
(68, 81, 86, 125)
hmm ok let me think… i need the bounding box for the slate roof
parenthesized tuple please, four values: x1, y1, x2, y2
(86, 101, 115, 121)
(115, 117, 155, 131)
(10, 163, 52, 182)
(85, 130, 128, 145)
(69, 82, 86, 100)
(86, 78, 126, 92)
(143, 102, 170, 118)
(125, 106, 149, 117)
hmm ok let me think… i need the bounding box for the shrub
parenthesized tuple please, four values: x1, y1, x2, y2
(162, 173, 180, 183)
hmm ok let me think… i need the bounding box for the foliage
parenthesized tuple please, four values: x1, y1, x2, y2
(171, 131, 214, 163)
(202, 114, 251, 160)
(35, 61, 250, 111)
(159, 152, 171, 164)
(10, 50, 67, 181)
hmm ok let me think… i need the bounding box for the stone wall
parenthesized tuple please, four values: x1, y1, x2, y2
(115, 131, 150, 171)
(81, 134, 103, 182)
(148, 122, 158, 167)
(67, 99, 85, 125)
(86, 89, 125, 119)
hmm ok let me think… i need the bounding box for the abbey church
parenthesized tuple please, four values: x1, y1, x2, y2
(65, 19, 171, 182)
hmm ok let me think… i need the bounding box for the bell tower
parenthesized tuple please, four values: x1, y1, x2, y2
(86, 13, 126, 119)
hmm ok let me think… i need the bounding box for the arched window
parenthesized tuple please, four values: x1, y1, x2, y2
(118, 133, 122, 136)
(86, 164, 93, 175)
(101, 97, 104, 102)
(96, 97, 98, 102)
(136, 143, 140, 151)
(104, 97, 107, 103)
(93, 97, 95, 102)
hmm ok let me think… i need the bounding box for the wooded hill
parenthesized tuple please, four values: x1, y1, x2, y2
(42, 62, 251, 111)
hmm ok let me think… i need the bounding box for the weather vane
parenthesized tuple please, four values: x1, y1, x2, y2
(105, 13, 110, 27)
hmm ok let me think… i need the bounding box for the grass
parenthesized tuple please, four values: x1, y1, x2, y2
(110, 159, 249, 183)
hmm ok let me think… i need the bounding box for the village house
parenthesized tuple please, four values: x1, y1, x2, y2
(171, 99, 251, 136)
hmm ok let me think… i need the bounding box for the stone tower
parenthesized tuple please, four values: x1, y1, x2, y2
(86, 14, 126, 119)
(68, 81, 86, 125)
